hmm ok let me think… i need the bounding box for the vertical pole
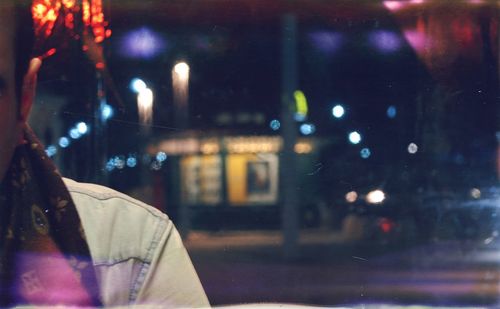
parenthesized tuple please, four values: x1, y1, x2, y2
(172, 64, 191, 238)
(281, 14, 300, 260)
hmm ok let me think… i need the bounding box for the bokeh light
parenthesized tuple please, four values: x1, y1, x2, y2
(156, 151, 167, 162)
(76, 122, 88, 135)
(130, 78, 147, 94)
(174, 62, 190, 82)
(345, 191, 358, 203)
(348, 131, 362, 144)
(45, 145, 57, 157)
(332, 105, 345, 119)
(270, 119, 281, 131)
(387, 105, 397, 118)
(69, 128, 81, 139)
(408, 143, 418, 154)
(300, 123, 316, 135)
(366, 190, 386, 204)
(101, 103, 114, 121)
(360, 148, 371, 159)
(58, 137, 70, 148)
(470, 188, 481, 199)
(126, 157, 137, 168)
(114, 156, 126, 169)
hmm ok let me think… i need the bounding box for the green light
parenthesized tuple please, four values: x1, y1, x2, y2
(294, 90, 308, 120)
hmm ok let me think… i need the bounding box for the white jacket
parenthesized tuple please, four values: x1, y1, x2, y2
(63, 178, 210, 308)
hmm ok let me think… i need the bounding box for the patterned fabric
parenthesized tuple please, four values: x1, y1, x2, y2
(0, 127, 101, 307)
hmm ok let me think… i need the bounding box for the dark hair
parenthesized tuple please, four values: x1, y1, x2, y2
(13, 1, 35, 103)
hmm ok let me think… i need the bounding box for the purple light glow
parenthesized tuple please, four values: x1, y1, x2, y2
(403, 30, 428, 52)
(119, 27, 167, 59)
(369, 30, 402, 53)
(308, 31, 343, 53)
(383, 1, 406, 11)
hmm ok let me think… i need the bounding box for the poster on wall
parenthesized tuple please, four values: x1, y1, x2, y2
(226, 153, 279, 205)
(247, 161, 271, 195)
(246, 154, 278, 204)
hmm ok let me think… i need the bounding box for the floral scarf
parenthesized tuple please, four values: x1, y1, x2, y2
(0, 127, 101, 307)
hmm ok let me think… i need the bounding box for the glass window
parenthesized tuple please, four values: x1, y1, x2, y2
(31, 1, 499, 307)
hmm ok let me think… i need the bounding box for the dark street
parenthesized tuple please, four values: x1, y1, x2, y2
(187, 229, 500, 307)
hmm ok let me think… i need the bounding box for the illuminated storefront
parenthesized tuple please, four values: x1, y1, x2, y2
(150, 135, 316, 209)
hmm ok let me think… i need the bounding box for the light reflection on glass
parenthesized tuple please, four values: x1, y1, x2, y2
(308, 30, 343, 53)
(369, 30, 402, 53)
(119, 27, 167, 59)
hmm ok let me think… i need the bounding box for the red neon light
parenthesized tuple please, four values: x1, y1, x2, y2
(32, 0, 111, 57)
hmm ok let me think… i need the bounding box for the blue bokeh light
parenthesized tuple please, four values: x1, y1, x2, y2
(58, 137, 70, 148)
(105, 159, 115, 172)
(270, 119, 281, 131)
(130, 78, 147, 93)
(387, 105, 397, 119)
(126, 157, 137, 168)
(300, 123, 316, 135)
(101, 103, 114, 121)
(45, 145, 57, 157)
(156, 152, 167, 162)
(360, 148, 371, 159)
(69, 128, 82, 139)
(114, 156, 126, 169)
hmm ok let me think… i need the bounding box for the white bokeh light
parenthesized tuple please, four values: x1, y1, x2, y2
(130, 78, 147, 93)
(408, 142, 418, 154)
(366, 190, 386, 204)
(76, 122, 88, 135)
(348, 131, 362, 144)
(332, 105, 345, 118)
(174, 62, 190, 82)
(137, 88, 154, 126)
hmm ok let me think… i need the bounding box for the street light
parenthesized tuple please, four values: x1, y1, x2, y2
(172, 61, 190, 128)
(137, 88, 154, 129)
(174, 62, 190, 82)
(172, 61, 191, 239)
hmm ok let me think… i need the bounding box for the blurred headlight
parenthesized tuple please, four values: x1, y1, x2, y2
(345, 191, 358, 203)
(470, 188, 481, 199)
(366, 190, 385, 204)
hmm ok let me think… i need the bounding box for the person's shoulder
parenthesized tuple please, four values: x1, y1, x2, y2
(63, 177, 168, 220)
(63, 177, 172, 264)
